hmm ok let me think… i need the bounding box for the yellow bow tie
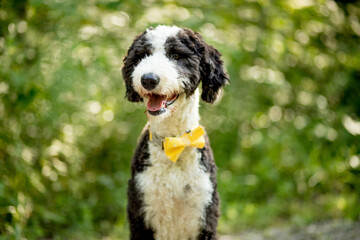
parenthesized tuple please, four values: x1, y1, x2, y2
(150, 126, 206, 163)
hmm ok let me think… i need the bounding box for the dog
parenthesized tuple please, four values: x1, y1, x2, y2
(122, 25, 229, 240)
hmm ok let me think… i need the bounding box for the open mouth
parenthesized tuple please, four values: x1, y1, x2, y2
(146, 93, 179, 116)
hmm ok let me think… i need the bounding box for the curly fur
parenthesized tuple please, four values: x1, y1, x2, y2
(122, 25, 229, 240)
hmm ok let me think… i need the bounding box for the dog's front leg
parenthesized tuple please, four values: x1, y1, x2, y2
(127, 178, 154, 240)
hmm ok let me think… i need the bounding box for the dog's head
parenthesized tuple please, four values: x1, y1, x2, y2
(122, 25, 229, 118)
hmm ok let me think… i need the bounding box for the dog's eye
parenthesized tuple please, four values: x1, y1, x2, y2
(170, 54, 179, 60)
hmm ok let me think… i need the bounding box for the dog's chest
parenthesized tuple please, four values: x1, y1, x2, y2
(136, 143, 213, 240)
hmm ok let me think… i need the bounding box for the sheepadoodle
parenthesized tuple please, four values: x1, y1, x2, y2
(122, 25, 229, 240)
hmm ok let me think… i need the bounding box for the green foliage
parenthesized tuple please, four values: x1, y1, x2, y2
(0, 0, 360, 238)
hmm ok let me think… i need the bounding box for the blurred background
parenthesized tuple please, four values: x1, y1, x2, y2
(1, 0, 360, 239)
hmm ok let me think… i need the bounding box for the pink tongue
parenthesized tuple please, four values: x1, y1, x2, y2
(147, 95, 167, 111)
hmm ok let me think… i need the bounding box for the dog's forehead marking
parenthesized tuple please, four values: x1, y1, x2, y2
(145, 25, 181, 52)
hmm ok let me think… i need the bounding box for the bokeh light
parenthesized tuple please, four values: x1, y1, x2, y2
(0, 0, 360, 238)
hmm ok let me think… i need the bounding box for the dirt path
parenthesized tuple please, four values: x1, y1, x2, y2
(220, 220, 360, 240)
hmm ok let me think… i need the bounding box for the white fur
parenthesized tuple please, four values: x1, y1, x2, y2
(146, 25, 181, 52)
(136, 148, 213, 240)
(145, 89, 200, 130)
(131, 26, 189, 103)
(136, 91, 214, 240)
(132, 25, 214, 239)
(132, 52, 184, 97)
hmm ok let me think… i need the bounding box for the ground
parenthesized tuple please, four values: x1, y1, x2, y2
(220, 220, 360, 240)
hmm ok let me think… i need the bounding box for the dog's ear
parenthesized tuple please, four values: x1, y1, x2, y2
(122, 55, 142, 102)
(193, 32, 229, 103)
(121, 33, 148, 102)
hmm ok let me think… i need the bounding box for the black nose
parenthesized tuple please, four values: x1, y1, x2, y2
(141, 73, 160, 90)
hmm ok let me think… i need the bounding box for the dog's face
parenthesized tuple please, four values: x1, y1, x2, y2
(122, 25, 228, 119)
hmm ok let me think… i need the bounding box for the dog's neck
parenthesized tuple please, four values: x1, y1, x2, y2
(148, 89, 200, 139)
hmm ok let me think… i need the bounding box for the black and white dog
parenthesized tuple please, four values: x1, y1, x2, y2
(122, 25, 229, 240)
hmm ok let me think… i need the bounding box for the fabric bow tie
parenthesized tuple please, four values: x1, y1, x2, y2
(150, 126, 206, 163)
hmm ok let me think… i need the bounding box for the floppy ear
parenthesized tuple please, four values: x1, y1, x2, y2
(122, 56, 142, 102)
(198, 35, 229, 103)
(121, 33, 149, 102)
(122, 55, 143, 102)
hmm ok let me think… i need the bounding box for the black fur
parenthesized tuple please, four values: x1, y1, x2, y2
(197, 34, 229, 103)
(164, 28, 229, 103)
(198, 135, 220, 239)
(164, 30, 202, 97)
(124, 27, 228, 240)
(127, 130, 155, 239)
(128, 130, 219, 240)
(122, 32, 152, 102)
(121, 27, 229, 103)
